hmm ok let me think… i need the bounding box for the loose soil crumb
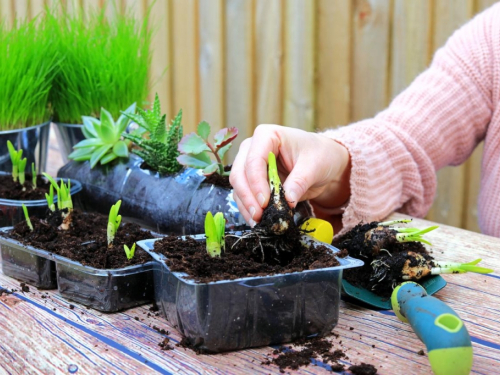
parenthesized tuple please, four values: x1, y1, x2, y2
(7, 209, 153, 269)
(20, 282, 30, 293)
(159, 338, 174, 351)
(334, 221, 432, 297)
(349, 363, 378, 375)
(153, 234, 340, 283)
(0, 175, 51, 200)
(417, 349, 425, 356)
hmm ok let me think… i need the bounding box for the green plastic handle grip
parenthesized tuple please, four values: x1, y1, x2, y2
(391, 282, 473, 375)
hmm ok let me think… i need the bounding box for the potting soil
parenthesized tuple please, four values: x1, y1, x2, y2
(0, 174, 51, 200)
(7, 209, 153, 269)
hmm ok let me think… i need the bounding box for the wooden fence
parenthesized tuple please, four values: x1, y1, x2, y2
(1, 0, 498, 232)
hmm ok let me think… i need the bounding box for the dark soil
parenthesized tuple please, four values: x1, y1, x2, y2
(334, 221, 432, 297)
(6, 209, 153, 269)
(153, 234, 343, 283)
(202, 165, 232, 188)
(0, 174, 51, 200)
(349, 363, 378, 375)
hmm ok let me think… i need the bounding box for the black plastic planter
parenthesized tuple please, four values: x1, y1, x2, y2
(137, 234, 363, 353)
(0, 228, 57, 289)
(0, 229, 156, 311)
(58, 156, 245, 235)
(0, 174, 83, 230)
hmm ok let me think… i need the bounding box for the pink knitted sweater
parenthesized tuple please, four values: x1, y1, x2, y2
(325, 4, 500, 237)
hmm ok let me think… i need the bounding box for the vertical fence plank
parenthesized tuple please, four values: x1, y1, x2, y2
(426, 0, 474, 228)
(0, 0, 15, 26)
(390, 0, 432, 99)
(12, 0, 30, 20)
(148, 0, 172, 117)
(476, 0, 498, 12)
(317, 0, 351, 130)
(224, 0, 254, 162)
(30, 0, 46, 18)
(283, 0, 316, 131)
(351, 0, 391, 122)
(254, 0, 283, 126)
(171, 0, 199, 134)
(198, 0, 224, 132)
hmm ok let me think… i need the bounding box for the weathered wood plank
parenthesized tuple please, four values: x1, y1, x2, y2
(224, 0, 254, 163)
(172, 0, 199, 135)
(0, 0, 15, 27)
(198, 0, 224, 132)
(390, 0, 432, 99)
(255, 0, 283, 126)
(351, 0, 391, 122)
(147, 0, 172, 118)
(317, 0, 351, 130)
(283, 0, 316, 131)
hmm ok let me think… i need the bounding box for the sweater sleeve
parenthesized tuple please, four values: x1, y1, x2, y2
(322, 4, 498, 235)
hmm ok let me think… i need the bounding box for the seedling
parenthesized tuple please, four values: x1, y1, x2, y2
(205, 211, 225, 257)
(370, 251, 493, 288)
(123, 94, 184, 174)
(31, 163, 37, 190)
(69, 103, 136, 168)
(177, 121, 238, 176)
(22, 204, 33, 232)
(6, 141, 26, 184)
(42, 173, 74, 230)
(124, 243, 136, 260)
(45, 185, 55, 212)
(258, 152, 294, 235)
(108, 200, 122, 247)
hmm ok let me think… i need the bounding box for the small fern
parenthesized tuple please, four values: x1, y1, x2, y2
(123, 94, 183, 175)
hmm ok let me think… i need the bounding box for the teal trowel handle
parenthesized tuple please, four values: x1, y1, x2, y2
(391, 282, 473, 375)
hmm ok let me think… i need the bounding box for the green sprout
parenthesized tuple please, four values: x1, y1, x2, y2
(22, 204, 33, 232)
(42, 173, 74, 230)
(205, 211, 225, 258)
(124, 243, 136, 260)
(177, 121, 238, 176)
(31, 163, 37, 190)
(45, 185, 55, 212)
(107, 200, 122, 247)
(7, 141, 23, 183)
(426, 258, 494, 276)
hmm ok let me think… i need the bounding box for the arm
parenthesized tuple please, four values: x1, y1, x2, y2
(322, 5, 497, 234)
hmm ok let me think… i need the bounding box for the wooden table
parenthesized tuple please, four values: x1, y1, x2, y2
(1, 215, 499, 374)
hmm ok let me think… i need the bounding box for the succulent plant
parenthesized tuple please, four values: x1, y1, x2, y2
(68, 103, 136, 168)
(122, 93, 184, 175)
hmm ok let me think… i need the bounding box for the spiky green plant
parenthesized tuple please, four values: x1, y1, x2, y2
(68, 104, 135, 168)
(0, 17, 59, 130)
(47, 3, 152, 124)
(43, 173, 74, 230)
(123, 94, 184, 174)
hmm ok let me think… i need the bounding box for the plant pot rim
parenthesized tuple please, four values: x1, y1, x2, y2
(0, 120, 51, 135)
(55, 122, 83, 128)
(0, 227, 155, 274)
(0, 174, 82, 206)
(137, 233, 364, 286)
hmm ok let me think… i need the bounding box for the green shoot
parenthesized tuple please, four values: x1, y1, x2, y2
(395, 226, 439, 246)
(379, 219, 412, 226)
(45, 185, 55, 212)
(7, 141, 22, 182)
(429, 259, 494, 276)
(22, 204, 33, 232)
(107, 200, 122, 246)
(42, 173, 73, 211)
(31, 163, 37, 189)
(124, 243, 136, 260)
(205, 211, 225, 257)
(268, 152, 281, 205)
(18, 157, 27, 186)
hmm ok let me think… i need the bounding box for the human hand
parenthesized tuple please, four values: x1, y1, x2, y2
(229, 124, 351, 226)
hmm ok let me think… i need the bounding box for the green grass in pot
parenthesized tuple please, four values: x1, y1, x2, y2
(47, 4, 152, 124)
(0, 18, 59, 130)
